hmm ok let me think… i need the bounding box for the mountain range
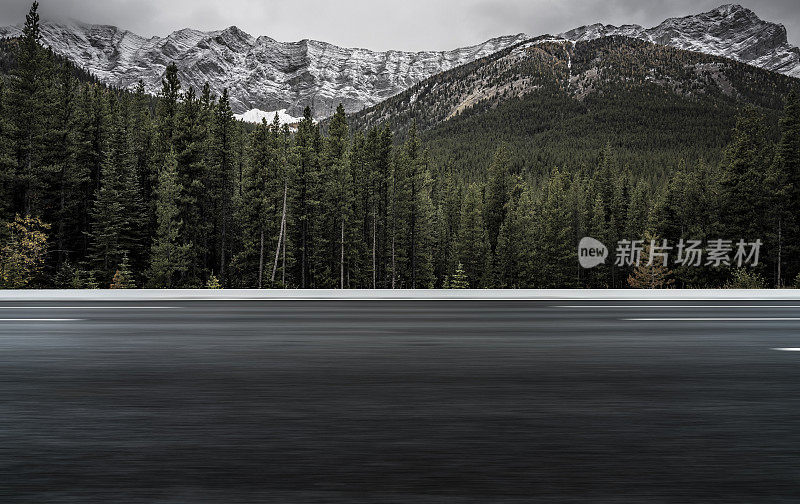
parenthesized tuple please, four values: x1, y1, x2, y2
(349, 33, 799, 183)
(0, 4, 797, 120)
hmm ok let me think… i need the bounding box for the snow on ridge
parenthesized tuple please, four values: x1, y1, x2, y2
(235, 109, 304, 125)
(556, 4, 800, 78)
(2, 4, 798, 121)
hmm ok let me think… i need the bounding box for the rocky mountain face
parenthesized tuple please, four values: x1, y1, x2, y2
(0, 4, 797, 119)
(350, 34, 800, 179)
(0, 19, 528, 117)
(558, 4, 800, 79)
(351, 34, 799, 136)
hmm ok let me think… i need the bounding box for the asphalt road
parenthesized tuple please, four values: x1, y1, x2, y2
(3, 300, 800, 503)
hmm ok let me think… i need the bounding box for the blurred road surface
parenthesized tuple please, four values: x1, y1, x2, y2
(2, 300, 800, 502)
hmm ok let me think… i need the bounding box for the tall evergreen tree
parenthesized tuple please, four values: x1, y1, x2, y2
(155, 62, 181, 159)
(7, 1, 52, 215)
(208, 88, 236, 285)
(456, 183, 489, 288)
(586, 194, 610, 288)
(535, 170, 577, 288)
(485, 144, 512, 256)
(495, 180, 533, 288)
(47, 62, 83, 267)
(85, 94, 143, 283)
(174, 86, 211, 284)
(148, 149, 191, 288)
(393, 121, 435, 288)
(0, 80, 15, 223)
(719, 108, 772, 243)
(315, 104, 351, 287)
(348, 131, 371, 287)
(290, 106, 321, 288)
(233, 116, 284, 288)
(768, 91, 800, 286)
(130, 81, 155, 237)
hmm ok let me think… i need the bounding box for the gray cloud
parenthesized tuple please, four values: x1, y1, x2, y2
(0, 0, 797, 50)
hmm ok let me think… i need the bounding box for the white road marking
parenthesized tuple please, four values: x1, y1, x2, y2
(0, 306, 175, 310)
(0, 319, 85, 322)
(626, 318, 800, 322)
(773, 348, 800, 352)
(559, 305, 800, 309)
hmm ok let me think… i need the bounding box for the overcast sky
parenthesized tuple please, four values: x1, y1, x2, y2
(0, 0, 798, 50)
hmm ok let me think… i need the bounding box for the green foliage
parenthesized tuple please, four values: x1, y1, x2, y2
(110, 253, 135, 289)
(726, 269, 766, 289)
(85, 94, 145, 284)
(206, 274, 222, 289)
(0, 214, 49, 288)
(2, 3, 797, 290)
(53, 261, 95, 289)
(456, 184, 489, 288)
(148, 149, 191, 288)
(448, 263, 470, 289)
(627, 234, 676, 289)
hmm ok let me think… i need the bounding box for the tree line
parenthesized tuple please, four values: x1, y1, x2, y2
(1, 3, 800, 289)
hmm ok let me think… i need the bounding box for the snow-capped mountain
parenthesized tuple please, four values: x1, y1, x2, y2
(0, 4, 797, 120)
(558, 4, 800, 78)
(0, 19, 528, 117)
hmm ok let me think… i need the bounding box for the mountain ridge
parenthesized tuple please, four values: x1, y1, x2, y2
(0, 18, 529, 117)
(557, 4, 800, 78)
(0, 4, 797, 119)
(347, 34, 799, 184)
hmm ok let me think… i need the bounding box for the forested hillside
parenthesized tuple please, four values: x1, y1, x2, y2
(2, 3, 800, 290)
(352, 36, 799, 178)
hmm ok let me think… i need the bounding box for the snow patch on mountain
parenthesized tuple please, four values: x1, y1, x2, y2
(234, 109, 303, 125)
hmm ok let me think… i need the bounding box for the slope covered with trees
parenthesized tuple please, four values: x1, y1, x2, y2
(351, 36, 799, 178)
(2, 3, 800, 289)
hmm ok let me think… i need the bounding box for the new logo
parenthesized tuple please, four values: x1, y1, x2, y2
(578, 237, 608, 269)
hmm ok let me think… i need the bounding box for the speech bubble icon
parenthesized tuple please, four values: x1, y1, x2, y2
(578, 237, 608, 269)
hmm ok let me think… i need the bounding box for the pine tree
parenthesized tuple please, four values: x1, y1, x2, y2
(363, 126, 394, 288)
(456, 184, 489, 288)
(485, 144, 512, 255)
(110, 253, 136, 289)
(627, 234, 675, 289)
(233, 115, 283, 288)
(432, 176, 462, 287)
(587, 195, 610, 288)
(148, 149, 190, 288)
(496, 182, 536, 287)
(392, 121, 435, 288)
(724, 268, 766, 289)
(291, 106, 320, 288)
(130, 81, 155, 242)
(7, 1, 52, 215)
(535, 170, 577, 288)
(155, 62, 181, 160)
(348, 131, 371, 288)
(316, 104, 351, 288)
(768, 91, 800, 286)
(47, 62, 83, 268)
(174, 85, 211, 284)
(86, 94, 143, 284)
(449, 263, 470, 289)
(73, 84, 107, 197)
(719, 108, 772, 245)
(0, 80, 15, 223)
(209, 89, 236, 285)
